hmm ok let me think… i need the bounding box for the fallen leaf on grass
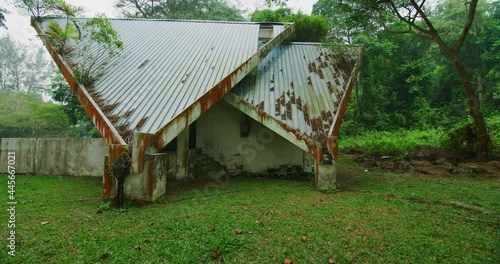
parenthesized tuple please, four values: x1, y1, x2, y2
(284, 259, 293, 264)
(244, 207, 248, 210)
(301, 236, 309, 241)
(100, 253, 110, 259)
(235, 229, 242, 234)
(268, 227, 273, 231)
(248, 231, 253, 234)
(329, 259, 335, 264)
(212, 247, 221, 259)
(40, 222, 49, 225)
(134, 245, 141, 250)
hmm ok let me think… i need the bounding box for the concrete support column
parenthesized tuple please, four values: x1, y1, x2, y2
(316, 164, 336, 189)
(123, 153, 169, 201)
(176, 126, 189, 179)
(314, 148, 336, 190)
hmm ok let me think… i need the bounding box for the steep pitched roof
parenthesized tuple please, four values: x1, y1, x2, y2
(36, 18, 293, 145)
(228, 43, 363, 155)
(35, 17, 362, 159)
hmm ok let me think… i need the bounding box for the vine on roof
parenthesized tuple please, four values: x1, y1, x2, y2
(31, 0, 124, 87)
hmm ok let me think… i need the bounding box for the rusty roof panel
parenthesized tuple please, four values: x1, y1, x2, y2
(41, 18, 261, 135)
(231, 43, 358, 147)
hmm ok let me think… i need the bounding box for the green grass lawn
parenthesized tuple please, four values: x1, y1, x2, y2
(1, 165, 499, 263)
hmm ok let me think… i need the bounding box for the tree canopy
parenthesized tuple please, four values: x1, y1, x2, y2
(333, 0, 498, 158)
(115, 0, 245, 21)
(250, 8, 329, 42)
(301, 0, 495, 160)
(0, 90, 70, 137)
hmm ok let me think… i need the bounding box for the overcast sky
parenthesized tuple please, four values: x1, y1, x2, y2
(0, 0, 317, 45)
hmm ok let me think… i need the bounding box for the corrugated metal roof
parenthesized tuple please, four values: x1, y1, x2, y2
(41, 18, 261, 135)
(231, 43, 359, 147)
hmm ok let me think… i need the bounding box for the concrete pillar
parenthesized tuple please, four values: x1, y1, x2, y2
(316, 164, 336, 189)
(315, 149, 336, 190)
(176, 126, 189, 179)
(123, 153, 169, 201)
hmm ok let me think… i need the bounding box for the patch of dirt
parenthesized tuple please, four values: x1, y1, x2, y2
(342, 146, 500, 178)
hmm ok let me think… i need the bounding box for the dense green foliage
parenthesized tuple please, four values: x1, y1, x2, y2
(116, 0, 244, 21)
(0, 91, 69, 137)
(1, 173, 497, 262)
(340, 129, 447, 156)
(319, 0, 500, 156)
(250, 8, 329, 42)
(49, 74, 86, 125)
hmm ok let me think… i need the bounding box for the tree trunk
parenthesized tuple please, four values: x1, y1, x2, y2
(449, 52, 491, 161)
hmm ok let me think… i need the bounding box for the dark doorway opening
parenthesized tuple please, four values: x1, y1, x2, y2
(189, 121, 197, 149)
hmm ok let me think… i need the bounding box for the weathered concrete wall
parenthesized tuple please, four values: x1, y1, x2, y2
(0, 138, 37, 173)
(0, 138, 108, 177)
(196, 100, 305, 173)
(123, 152, 174, 201)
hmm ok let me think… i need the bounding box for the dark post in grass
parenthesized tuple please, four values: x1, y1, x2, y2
(112, 155, 131, 208)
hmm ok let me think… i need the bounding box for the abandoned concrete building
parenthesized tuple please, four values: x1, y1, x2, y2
(32, 18, 363, 201)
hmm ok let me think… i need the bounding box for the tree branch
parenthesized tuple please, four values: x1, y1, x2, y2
(386, 0, 432, 35)
(386, 27, 433, 40)
(455, 0, 478, 52)
(409, 0, 438, 34)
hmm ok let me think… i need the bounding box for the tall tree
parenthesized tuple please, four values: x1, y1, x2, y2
(24, 47, 55, 93)
(50, 73, 86, 125)
(0, 35, 53, 93)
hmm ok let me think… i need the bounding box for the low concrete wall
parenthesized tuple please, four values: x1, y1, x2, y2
(0, 138, 108, 177)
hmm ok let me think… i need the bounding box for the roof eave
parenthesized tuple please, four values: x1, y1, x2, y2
(31, 18, 128, 148)
(327, 44, 366, 161)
